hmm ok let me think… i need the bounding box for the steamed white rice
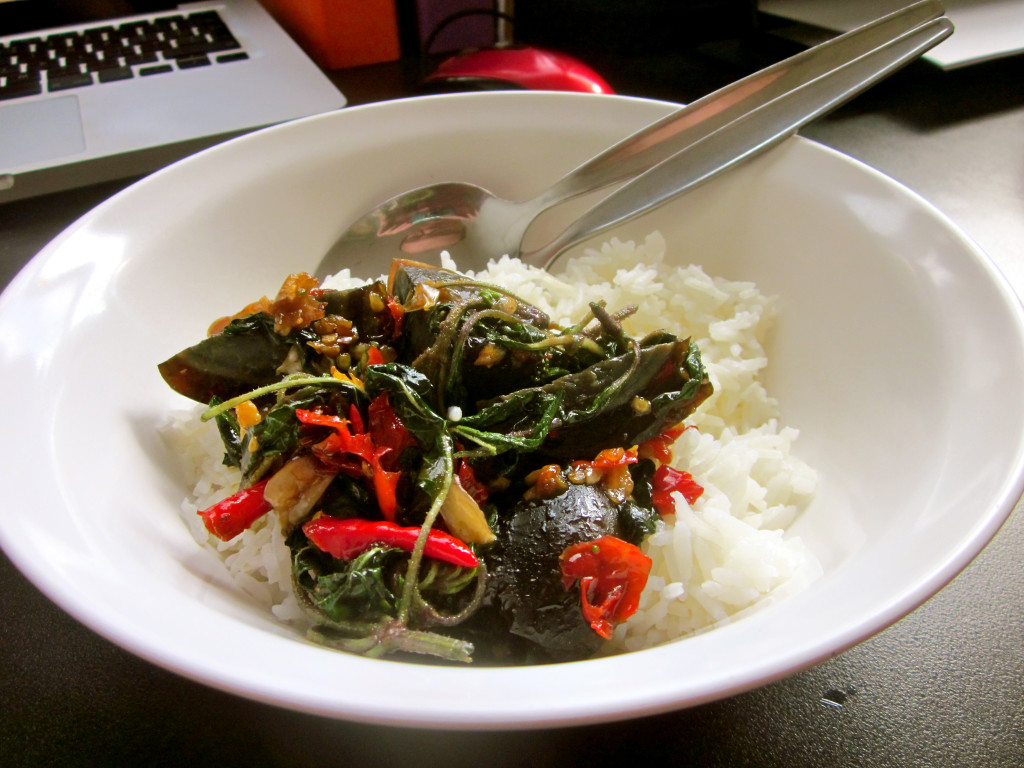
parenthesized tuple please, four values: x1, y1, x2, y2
(160, 230, 821, 653)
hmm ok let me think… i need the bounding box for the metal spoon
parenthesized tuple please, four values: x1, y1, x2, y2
(315, 0, 951, 279)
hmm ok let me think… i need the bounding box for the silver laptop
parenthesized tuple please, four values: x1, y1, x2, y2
(0, 0, 347, 202)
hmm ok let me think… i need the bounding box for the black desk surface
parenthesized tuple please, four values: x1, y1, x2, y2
(3, 31, 1024, 768)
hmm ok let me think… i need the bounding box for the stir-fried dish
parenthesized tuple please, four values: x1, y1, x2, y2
(159, 260, 713, 664)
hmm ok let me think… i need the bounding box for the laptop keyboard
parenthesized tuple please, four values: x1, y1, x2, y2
(0, 10, 247, 102)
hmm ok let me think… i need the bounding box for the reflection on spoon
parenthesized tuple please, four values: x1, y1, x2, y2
(401, 218, 468, 254)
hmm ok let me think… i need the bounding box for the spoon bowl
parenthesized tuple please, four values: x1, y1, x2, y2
(327, 181, 514, 268)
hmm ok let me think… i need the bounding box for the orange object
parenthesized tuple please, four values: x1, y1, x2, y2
(259, 0, 400, 69)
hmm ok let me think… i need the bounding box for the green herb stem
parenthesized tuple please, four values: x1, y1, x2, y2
(396, 433, 455, 623)
(200, 374, 352, 421)
(309, 621, 474, 663)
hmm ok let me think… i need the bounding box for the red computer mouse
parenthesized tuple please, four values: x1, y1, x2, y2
(421, 45, 614, 94)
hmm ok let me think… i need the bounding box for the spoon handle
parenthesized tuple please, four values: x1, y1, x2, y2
(527, 14, 953, 269)
(530, 0, 946, 213)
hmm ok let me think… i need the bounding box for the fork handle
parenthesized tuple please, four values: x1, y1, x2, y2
(525, 15, 953, 269)
(529, 0, 947, 214)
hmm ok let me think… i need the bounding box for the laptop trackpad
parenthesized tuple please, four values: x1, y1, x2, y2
(0, 96, 87, 169)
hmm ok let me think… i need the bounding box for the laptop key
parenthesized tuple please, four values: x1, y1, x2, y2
(82, 51, 112, 72)
(1, 59, 28, 78)
(82, 26, 116, 43)
(138, 63, 173, 76)
(0, 72, 42, 100)
(123, 48, 159, 66)
(9, 38, 49, 67)
(46, 32, 82, 54)
(165, 38, 211, 59)
(47, 71, 93, 91)
(176, 55, 211, 70)
(96, 66, 134, 83)
(216, 52, 249, 64)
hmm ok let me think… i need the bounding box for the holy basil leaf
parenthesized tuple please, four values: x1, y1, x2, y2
(318, 474, 375, 519)
(616, 500, 659, 545)
(238, 386, 335, 484)
(210, 396, 243, 468)
(629, 458, 657, 510)
(644, 340, 709, 421)
(638, 329, 678, 347)
(292, 538, 401, 627)
(454, 389, 563, 454)
(683, 338, 707, 382)
(253, 405, 301, 456)
(458, 387, 556, 429)
(621, 459, 660, 544)
(473, 338, 712, 460)
(416, 450, 453, 505)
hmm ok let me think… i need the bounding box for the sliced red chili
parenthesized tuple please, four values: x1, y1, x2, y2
(296, 407, 402, 520)
(591, 446, 638, 472)
(302, 515, 479, 569)
(651, 464, 704, 514)
(456, 459, 489, 505)
(198, 479, 272, 541)
(370, 466, 402, 521)
(299, 410, 369, 465)
(559, 536, 652, 639)
(347, 401, 365, 434)
(385, 295, 405, 336)
(367, 393, 415, 471)
(638, 424, 688, 464)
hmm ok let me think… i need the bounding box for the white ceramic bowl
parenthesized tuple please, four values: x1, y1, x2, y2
(2, 92, 1023, 729)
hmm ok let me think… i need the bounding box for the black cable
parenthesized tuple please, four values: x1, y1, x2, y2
(422, 9, 515, 55)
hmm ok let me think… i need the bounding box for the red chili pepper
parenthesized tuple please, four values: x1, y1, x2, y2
(347, 401, 365, 434)
(638, 424, 688, 464)
(296, 406, 402, 520)
(302, 515, 479, 568)
(591, 446, 638, 472)
(651, 464, 704, 514)
(456, 459, 489, 505)
(559, 536, 652, 639)
(365, 346, 386, 366)
(298, 409, 369, 464)
(386, 295, 405, 336)
(368, 394, 415, 471)
(197, 479, 272, 541)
